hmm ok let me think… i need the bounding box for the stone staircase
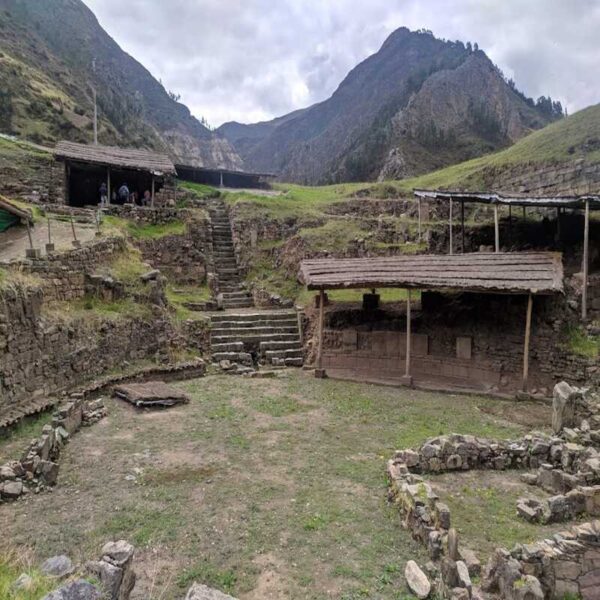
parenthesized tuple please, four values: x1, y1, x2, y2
(210, 311, 303, 367)
(208, 202, 253, 309)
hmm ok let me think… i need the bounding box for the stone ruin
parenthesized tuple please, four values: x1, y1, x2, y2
(388, 381, 600, 600)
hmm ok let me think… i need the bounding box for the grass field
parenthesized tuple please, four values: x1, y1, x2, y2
(0, 372, 552, 600)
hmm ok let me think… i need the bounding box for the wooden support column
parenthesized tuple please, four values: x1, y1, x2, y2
(151, 175, 155, 208)
(64, 162, 70, 205)
(107, 167, 111, 206)
(449, 198, 454, 255)
(582, 199, 590, 320)
(315, 289, 327, 378)
(494, 203, 500, 253)
(461, 200, 465, 253)
(508, 205, 512, 245)
(417, 198, 422, 243)
(402, 289, 413, 386)
(522, 294, 533, 392)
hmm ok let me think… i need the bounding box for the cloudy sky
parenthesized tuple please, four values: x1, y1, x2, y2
(84, 0, 600, 128)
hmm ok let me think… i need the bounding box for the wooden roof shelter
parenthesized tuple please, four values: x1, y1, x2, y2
(301, 252, 565, 394)
(54, 141, 176, 175)
(413, 189, 596, 320)
(300, 253, 563, 296)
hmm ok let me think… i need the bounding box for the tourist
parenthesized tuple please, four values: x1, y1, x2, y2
(142, 190, 152, 206)
(99, 181, 108, 207)
(118, 183, 129, 203)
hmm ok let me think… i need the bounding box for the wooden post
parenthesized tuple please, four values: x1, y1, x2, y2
(522, 206, 526, 220)
(508, 205, 512, 245)
(522, 294, 533, 392)
(461, 200, 465, 253)
(315, 289, 326, 378)
(151, 175, 155, 208)
(417, 198, 422, 243)
(556, 207, 561, 243)
(26, 221, 34, 249)
(494, 203, 500, 253)
(64, 162, 70, 205)
(449, 198, 454, 255)
(402, 289, 413, 386)
(582, 199, 590, 320)
(46, 216, 55, 253)
(107, 167, 111, 206)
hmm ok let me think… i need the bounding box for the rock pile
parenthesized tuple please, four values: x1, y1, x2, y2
(0, 395, 106, 502)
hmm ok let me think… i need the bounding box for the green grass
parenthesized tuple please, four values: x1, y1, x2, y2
(166, 284, 212, 321)
(0, 411, 53, 462)
(179, 180, 221, 200)
(64, 296, 152, 319)
(1, 372, 540, 599)
(0, 551, 55, 600)
(566, 325, 599, 358)
(101, 215, 187, 240)
(298, 220, 369, 252)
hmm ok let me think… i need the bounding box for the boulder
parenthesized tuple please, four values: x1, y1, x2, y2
(0, 465, 16, 480)
(101, 540, 135, 567)
(513, 575, 543, 600)
(41, 555, 75, 579)
(404, 560, 431, 599)
(185, 583, 239, 599)
(456, 560, 472, 592)
(42, 579, 101, 600)
(552, 382, 578, 433)
(1, 480, 23, 499)
(447, 528, 460, 560)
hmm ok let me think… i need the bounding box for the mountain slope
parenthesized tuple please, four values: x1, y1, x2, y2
(0, 0, 242, 169)
(396, 102, 600, 194)
(218, 28, 560, 184)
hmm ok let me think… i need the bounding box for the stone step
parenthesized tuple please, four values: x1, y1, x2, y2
(211, 312, 297, 323)
(211, 332, 300, 344)
(212, 326, 299, 336)
(222, 300, 254, 308)
(211, 341, 245, 352)
(213, 318, 297, 329)
(265, 349, 303, 360)
(284, 357, 304, 367)
(259, 340, 302, 351)
(212, 351, 252, 363)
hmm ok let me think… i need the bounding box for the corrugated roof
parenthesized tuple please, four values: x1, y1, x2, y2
(54, 141, 177, 175)
(175, 163, 276, 178)
(300, 252, 564, 295)
(414, 189, 600, 209)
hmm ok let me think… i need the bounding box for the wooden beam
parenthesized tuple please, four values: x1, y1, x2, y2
(582, 199, 590, 320)
(151, 175, 155, 208)
(405, 289, 412, 381)
(522, 294, 533, 392)
(316, 289, 325, 376)
(449, 198, 454, 255)
(494, 203, 500, 253)
(64, 162, 70, 205)
(508, 205, 512, 245)
(107, 167, 111, 206)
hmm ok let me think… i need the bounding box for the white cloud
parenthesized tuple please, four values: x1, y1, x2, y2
(84, 0, 600, 126)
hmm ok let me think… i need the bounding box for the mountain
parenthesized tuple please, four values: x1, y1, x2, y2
(399, 102, 600, 195)
(0, 0, 242, 169)
(218, 28, 562, 184)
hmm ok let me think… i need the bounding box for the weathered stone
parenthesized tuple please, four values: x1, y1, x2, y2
(1, 480, 23, 498)
(0, 465, 16, 480)
(448, 528, 459, 561)
(38, 460, 59, 485)
(456, 560, 472, 591)
(86, 560, 123, 599)
(41, 555, 75, 579)
(42, 579, 101, 600)
(185, 582, 239, 599)
(513, 575, 543, 600)
(101, 540, 135, 568)
(459, 547, 481, 577)
(404, 560, 431, 599)
(553, 381, 578, 434)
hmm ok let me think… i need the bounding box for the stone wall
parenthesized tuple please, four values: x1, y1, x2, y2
(2, 237, 127, 301)
(0, 281, 176, 427)
(318, 292, 595, 395)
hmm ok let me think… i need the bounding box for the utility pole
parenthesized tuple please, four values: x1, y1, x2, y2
(92, 58, 98, 145)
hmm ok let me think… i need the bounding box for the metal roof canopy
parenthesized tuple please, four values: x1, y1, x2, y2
(54, 141, 177, 176)
(175, 163, 276, 179)
(413, 189, 600, 210)
(300, 252, 564, 296)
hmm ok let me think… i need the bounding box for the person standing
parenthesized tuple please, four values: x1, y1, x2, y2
(118, 183, 130, 203)
(99, 181, 108, 207)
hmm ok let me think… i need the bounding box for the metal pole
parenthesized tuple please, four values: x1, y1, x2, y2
(47, 217, 52, 244)
(151, 175, 155, 208)
(582, 199, 590, 320)
(107, 167, 111, 206)
(522, 294, 533, 392)
(494, 203, 500, 253)
(449, 199, 453, 255)
(508, 205, 512, 246)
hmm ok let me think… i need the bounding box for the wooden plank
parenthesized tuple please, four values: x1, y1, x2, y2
(582, 199, 590, 320)
(522, 294, 533, 391)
